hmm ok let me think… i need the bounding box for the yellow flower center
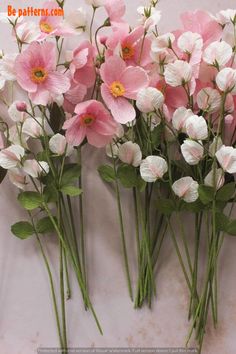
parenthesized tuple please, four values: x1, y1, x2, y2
(121, 42, 135, 60)
(40, 21, 53, 34)
(31, 67, 48, 84)
(110, 81, 125, 97)
(80, 113, 95, 126)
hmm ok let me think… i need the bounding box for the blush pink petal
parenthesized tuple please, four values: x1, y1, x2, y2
(100, 56, 126, 85)
(73, 66, 96, 87)
(44, 71, 70, 94)
(92, 118, 118, 135)
(120, 67, 149, 99)
(101, 84, 136, 123)
(105, 0, 125, 22)
(66, 123, 86, 146)
(29, 86, 51, 106)
(86, 129, 113, 148)
(132, 36, 152, 67)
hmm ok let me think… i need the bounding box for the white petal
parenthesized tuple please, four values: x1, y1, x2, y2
(118, 142, 142, 167)
(164, 60, 192, 87)
(204, 168, 225, 190)
(181, 140, 204, 165)
(136, 87, 164, 113)
(185, 115, 208, 140)
(203, 41, 232, 67)
(172, 107, 193, 131)
(140, 156, 168, 182)
(172, 176, 199, 203)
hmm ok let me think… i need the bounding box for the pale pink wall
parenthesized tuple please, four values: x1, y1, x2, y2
(0, 1, 236, 354)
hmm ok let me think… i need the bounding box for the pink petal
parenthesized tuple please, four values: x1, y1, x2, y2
(92, 118, 117, 135)
(73, 65, 96, 87)
(63, 115, 79, 130)
(101, 84, 136, 123)
(44, 72, 70, 94)
(65, 124, 86, 146)
(100, 56, 126, 85)
(105, 0, 125, 21)
(86, 129, 113, 148)
(29, 86, 51, 105)
(120, 66, 149, 99)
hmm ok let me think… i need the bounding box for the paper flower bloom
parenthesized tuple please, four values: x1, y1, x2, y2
(140, 156, 168, 182)
(203, 41, 232, 67)
(100, 55, 148, 123)
(63, 100, 117, 148)
(49, 134, 73, 156)
(164, 60, 192, 87)
(15, 42, 70, 105)
(204, 168, 225, 190)
(216, 145, 236, 174)
(172, 107, 193, 132)
(23, 159, 49, 178)
(197, 88, 221, 113)
(136, 87, 164, 113)
(172, 176, 199, 203)
(181, 139, 204, 165)
(8, 101, 29, 122)
(118, 142, 142, 167)
(185, 115, 208, 140)
(216, 68, 236, 93)
(0, 145, 24, 169)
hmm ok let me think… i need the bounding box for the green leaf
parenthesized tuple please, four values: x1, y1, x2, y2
(226, 220, 236, 236)
(216, 182, 235, 202)
(215, 213, 229, 233)
(98, 164, 116, 183)
(18, 191, 42, 210)
(49, 102, 65, 133)
(11, 221, 34, 239)
(0, 166, 7, 184)
(180, 199, 205, 213)
(117, 165, 138, 188)
(36, 216, 55, 234)
(151, 123, 163, 149)
(198, 185, 215, 205)
(156, 198, 176, 215)
(137, 176, 146, 192)
(60, 164, 81, 186)
(60, 185, 82, 196)
(43, 184, 58, 203)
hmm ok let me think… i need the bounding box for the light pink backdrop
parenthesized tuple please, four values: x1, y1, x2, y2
(0, 1, 236, 353)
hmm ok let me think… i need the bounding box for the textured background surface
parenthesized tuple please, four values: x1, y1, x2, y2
(0, 0, 236, 353)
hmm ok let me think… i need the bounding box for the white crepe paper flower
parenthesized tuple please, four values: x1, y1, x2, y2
(49, 134, 73, 156)
(203, 41, 232, 67)
(8, 167, 27, 190)
(216, 68, 236, 94)
(140, 156, 168, 182)
(204, 168, 225, 190)
(185, 115, 208, 140)
(181, 139, 204, 165)
(177, 31, 203, 54)
(209, 137, 223, 157)
(0, 53, 17, 90)
(118, 142, 142, 167)
(22, 117, 43, 138)
(216, 9, 236, 25)
(0, 145, 24, 169)
(172, 107, 193, 132)
(137, 7, 161, 31)
(151, 33, 175, 52)
(15, 21, 40, 43)
(136, 87, 164, 113)
(63, 8, 86, 34)
(172, 176, 199, 203)
(8, 101, 29, 122)
(106, 142, 120, 158)
(197, 88, 221, 113)
(164, 60, 192, 87)
(215, 145, 236, 174)
(23, 159, 49, 178)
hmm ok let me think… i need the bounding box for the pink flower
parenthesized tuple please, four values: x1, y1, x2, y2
(69, 40, 96, 87)
(63, 100, 118, 148)
(15, 42, 70, 105)
(106, 26, 152, 67)
(105, 0, 126, 28)
(180, 10, 222, 46)
(63, 80, 87, 113)
(100, 56, 149, 123)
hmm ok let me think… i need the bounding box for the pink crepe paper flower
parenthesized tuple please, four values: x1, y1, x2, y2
(63, 100, 118, 148)
(104, 0, 126, 28)
(224, 114, 236, 145)
(180, 10, 222, 47)
(106, 26, 152, 67)
(15, 42, 70, 106)
(100, 56, 149, 123)
(69, 40, 96, 88)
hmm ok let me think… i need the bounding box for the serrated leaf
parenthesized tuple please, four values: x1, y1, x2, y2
(198, 185, 215, 205)
(18, 191, 42, 210)
(98, 165, 116, 183)
(216, 182, 235, 202)
(60, 164, 81, 186)
(117, 165, 138, 188)
(60, 185, 82, 196)
(156, 198, 176, 215)
(11, 221, 34, 239)
(36, 216, 55, 234)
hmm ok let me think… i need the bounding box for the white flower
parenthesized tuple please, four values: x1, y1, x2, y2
(172, 107, 193, 132)
(137, 6, 161, 31)
(185, 115, 208, 140)
(23, 159, 49, 178)
(8, 167, 27, 190)
(7, 125, 28, 148)
(204, 168, 225, 190)
(63, 8, 86, 34)
(140, 155, 168, 182)
(216, 9, 236, 25)
(105, 142, 120, 158)
(150, 49, 174, 65)
(85, 0, 105, 7)
(0, 12, 23, 24)
(49, 134, 73, 156)
(209, 137, 223, 157)
(136, 87, 164, 113)
(118, 142, 142, 167)
(143, 112, 161, 131)
(15, 21, 40, 43)
(197, 88, 221, 113)
(177, 31, 203, 54)
(216, 67, 236, 93)
(0, 53, 17, 89)
(22, 117, 43, 138)
(8, 101, 29, 122)
(203, 41, 232, 67)
(151, 33, 175, 52)
(216, 145, 236, 174)
(172, 176, 199, 203)
(164, 60, 192, 87)
(181, 139, 204, 165)
(0, 145, 24, 169)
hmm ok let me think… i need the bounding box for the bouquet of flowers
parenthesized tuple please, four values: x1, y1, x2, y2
(0, 0, 236, 352)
